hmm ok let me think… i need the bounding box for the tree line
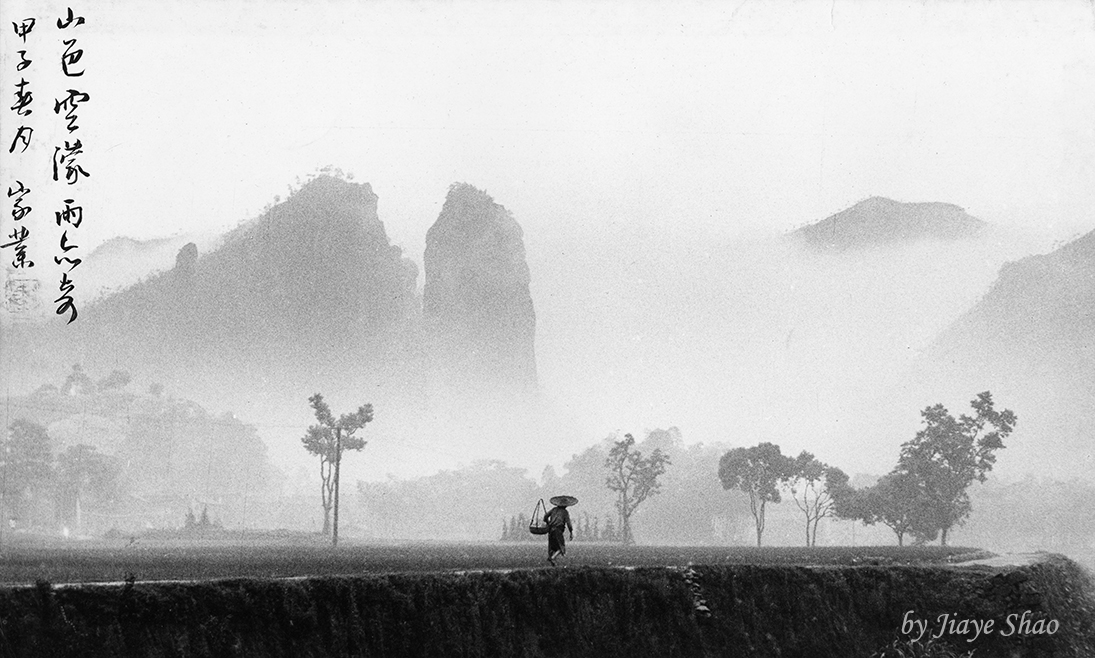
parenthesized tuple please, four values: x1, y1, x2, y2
(2, 365, 281, 537)
(500, 511, 629, 543)
(1, 418, 121, 537)
(501, 390, 1016, 547)
(718, 391, 1015, 547)
(327, 390, 1018, 547)
(6, 373, 1020, 551)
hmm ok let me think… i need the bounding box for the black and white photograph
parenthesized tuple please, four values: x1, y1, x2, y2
(1, 1, 1093, 656)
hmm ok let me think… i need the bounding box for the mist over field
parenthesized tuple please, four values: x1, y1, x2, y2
(4, 180, 1093, 563)
(1, 1, 1093, 573)
(0, 187, 1053, 475)
(528, 217, 1033, 472)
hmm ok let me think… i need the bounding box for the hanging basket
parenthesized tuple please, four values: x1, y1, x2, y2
(528, 498, 550, 535)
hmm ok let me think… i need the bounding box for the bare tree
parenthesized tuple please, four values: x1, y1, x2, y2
(301, 393, 373, 546)
(788, 451, 850, 546)
(604, 433, 671, 544)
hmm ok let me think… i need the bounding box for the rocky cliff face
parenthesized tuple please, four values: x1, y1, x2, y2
(192, 175, 419, 367)
(5, 175, 423, 408)
(192, 176, 413, 349)
(3, 175, 544, 476)
(423, 183, 537, 401)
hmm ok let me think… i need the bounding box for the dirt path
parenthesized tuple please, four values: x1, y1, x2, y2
(951, 552, 1045, 568)
(37, 558, 1037, 590)
(25, 551, 1069, 590)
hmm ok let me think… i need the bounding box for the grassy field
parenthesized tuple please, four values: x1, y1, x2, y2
(0, 534, 989, 585)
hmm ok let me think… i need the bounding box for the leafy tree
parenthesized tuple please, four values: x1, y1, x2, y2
(840, 471, 937, 546)
(556, 441, 617, 525)
(1, 420, 53, 523)
(541, 465, 561, 490)
(630, 428, 741, 545)
(788, 451, 850, 546)
(897, 392, 1016, 545)
(118, 394, 279, 529)
(718, 442, 794, 547)
(604, 433, 671, 544)
(302, 393, 373, 546)
(185, 508, 197, 528)
(52, 444, 121, 531)
(358, 460, 537, 541)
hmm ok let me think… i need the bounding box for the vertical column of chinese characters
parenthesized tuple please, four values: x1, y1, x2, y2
(51, 6, 88, 324)
(2, 15, 41, 318)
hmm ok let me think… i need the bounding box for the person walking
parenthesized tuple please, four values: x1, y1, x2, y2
(545, 495, 576, 565)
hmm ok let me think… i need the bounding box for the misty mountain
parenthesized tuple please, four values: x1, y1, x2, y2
(527, 198, 1023, 477)
(77, 233, 220, 303)
(8, 175, 422, 395)
(160, 174, 421, 371)
(424, 183, 538, 401)
(13, 175, 541, 402)
(5, 177, 1077, 491)
(4, 174, 547, 483)
(934, 228, 1095, 353)
(908, 228, 1095, 479)
(790, 197, 986, 251)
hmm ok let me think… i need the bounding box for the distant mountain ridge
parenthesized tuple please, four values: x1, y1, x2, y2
(5, 184, 1087, 486)
(4, 175, 538, 420)
(59, 175, 420, 378)
(934, 228, 1095, 350)
(89, 235, 182, 258)
(897, 228, 1095, 479)
(792, 196, 986, 250)
(79, 234, 211, 302)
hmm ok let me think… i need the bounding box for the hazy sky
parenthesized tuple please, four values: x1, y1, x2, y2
(5, 0, 1094, 259)
(3, 0, 1095, 480)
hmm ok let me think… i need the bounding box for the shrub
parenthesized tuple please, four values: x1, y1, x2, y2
(871, 637, 974, 658)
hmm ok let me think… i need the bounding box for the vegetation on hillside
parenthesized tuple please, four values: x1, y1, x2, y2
(0, 366, 281, 536)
